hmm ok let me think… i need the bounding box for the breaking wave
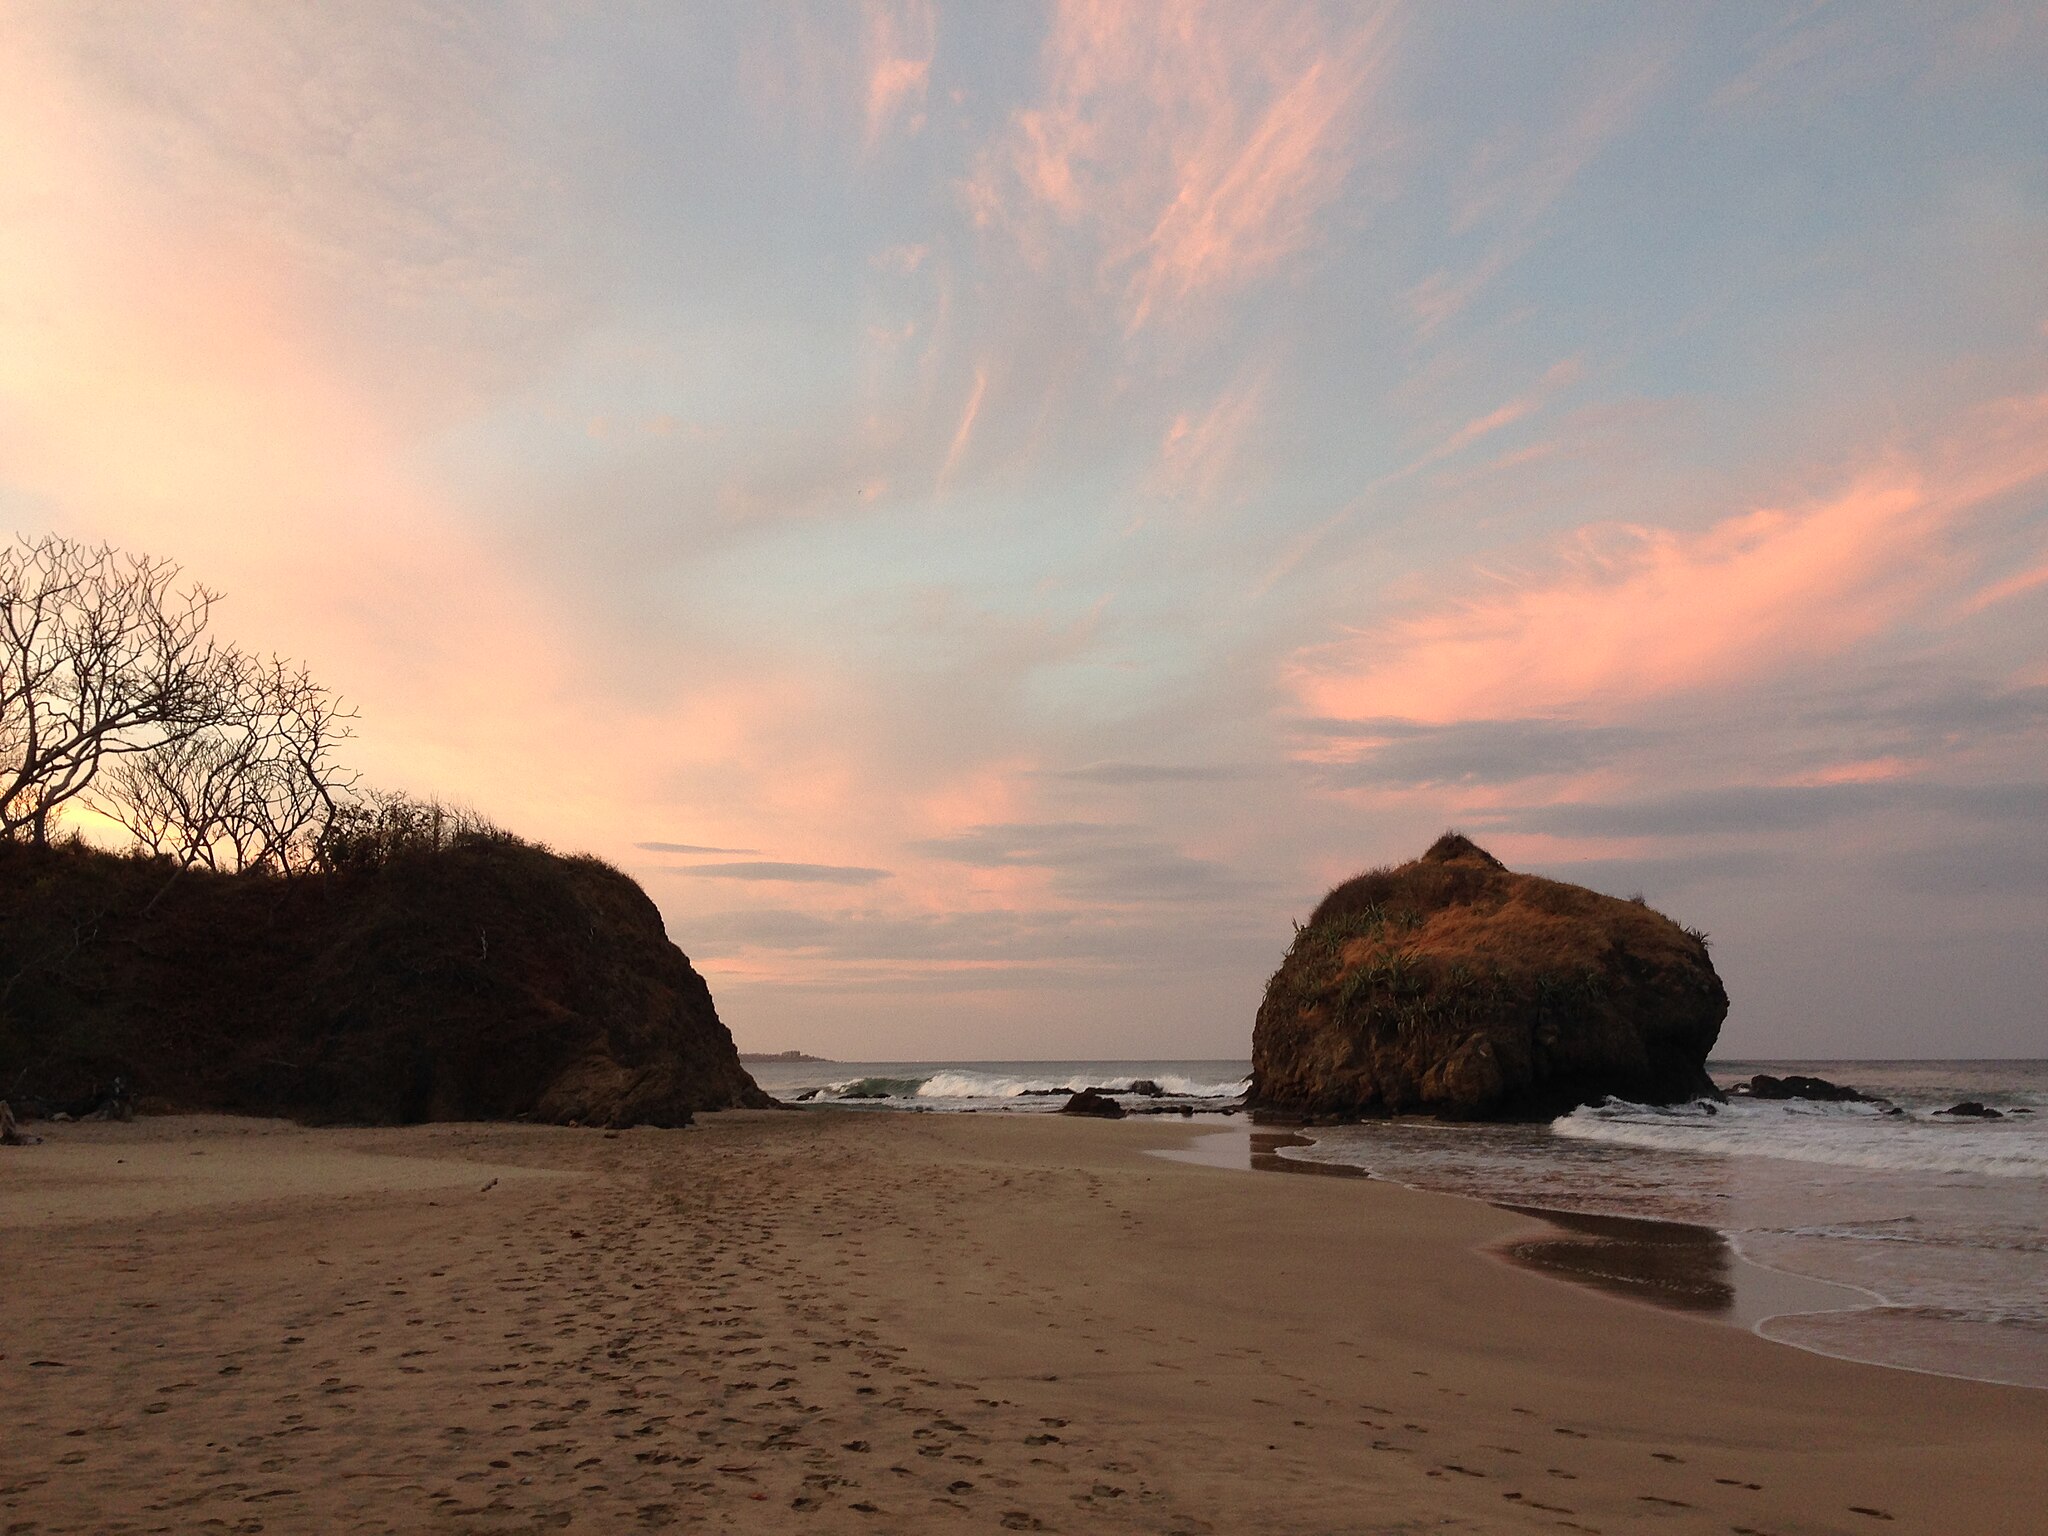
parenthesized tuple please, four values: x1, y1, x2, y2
(777, 1063, 1252, 1109)
(912, 1070, 1249, 1101)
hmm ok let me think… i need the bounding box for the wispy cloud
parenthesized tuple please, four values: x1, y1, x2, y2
(635, 840, 763, 855)
(663, 861, 895, 885)
(863, 0, 936, 151)
(967, 1, 1396, 331)
(1408, 43, 1669, 334)
(1254, 356, 1584, 594)
(936, 364, 988, 492)
(1143, 373, 1267, 512)
(1035, 762, 1254, 785)
(1497, 781, 2048, 840)
(909, 821, 1251, 903)
(1304, 716, 1648, 788)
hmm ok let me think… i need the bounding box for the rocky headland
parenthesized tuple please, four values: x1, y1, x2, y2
(0, 836, 770, 1128)
(1251, 834, 1727, 1121)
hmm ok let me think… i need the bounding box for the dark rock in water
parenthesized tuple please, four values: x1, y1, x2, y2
(1733, 1074, 1874, 1103)
(1059, 1088, 1127, 1119)
(1936, 1101, 2004, 1120)
(1251, 834, 1726, 1121)
(1123, 1079, 1164, 1097)
(0, 839, 771, 1129)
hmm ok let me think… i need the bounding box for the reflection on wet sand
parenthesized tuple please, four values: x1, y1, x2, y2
(1489, 1206, 1873, 1330)
(1251, 1130, 1368, 1176)
(1155, 1125, 1871, 1332)
(1494, 1205, 1735, 1314)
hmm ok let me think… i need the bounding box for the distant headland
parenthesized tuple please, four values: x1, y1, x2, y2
(739, 1051, 834, 1063)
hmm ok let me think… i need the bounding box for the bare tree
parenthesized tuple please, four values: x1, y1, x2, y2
(1, 536, 220, 845)
(240, 656, 359, 873)
(96, 651, 359, 875)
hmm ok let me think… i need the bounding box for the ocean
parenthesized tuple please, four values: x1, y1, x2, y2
(750, 1056, 2048, 1390)
(742, 1058, 1253, 1112)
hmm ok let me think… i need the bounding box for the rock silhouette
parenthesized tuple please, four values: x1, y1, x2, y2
(1251, 834, 1726, 1121)
(0, 837, 769, 1127)
(1731, 1074, 1874, 1103)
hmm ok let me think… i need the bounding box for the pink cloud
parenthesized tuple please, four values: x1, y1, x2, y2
(863, 0, 936, 150)
(1402, 357, 1586, 476)
(1143, 374, 1267, 512)
(968, 0, 1395, 330)
(871, 242, 931, 274)
(936, 365, 989, 493)
(1960, 554, 2048, 615)
(1289, 395, 2048, 723)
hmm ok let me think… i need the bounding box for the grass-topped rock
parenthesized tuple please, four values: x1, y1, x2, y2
(0, 823, 772, 1128)
(1250, 834, 1726, 1121)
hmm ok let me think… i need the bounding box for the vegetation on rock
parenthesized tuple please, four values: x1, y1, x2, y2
(0, 827, 769, 1126)
(1251, 833, 1726, 1120)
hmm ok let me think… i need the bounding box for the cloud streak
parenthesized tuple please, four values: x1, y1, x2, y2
(661, 862, 896, 885)
(968, 1, 1396, 330)
(1498, 781, 2048, 840)
(1305, 716, 1648, 788)
(1291, 397, 2048, 724)
(908, 821, 1251, 903)
(635, 841, 763, 855)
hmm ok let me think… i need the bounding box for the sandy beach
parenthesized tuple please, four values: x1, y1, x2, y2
(4, 1110, 2043, 1535)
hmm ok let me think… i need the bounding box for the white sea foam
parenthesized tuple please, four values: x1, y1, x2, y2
(912, 1069, 1249, 1101)
(1552, 1099, 2048, 1180)
(1271, 1063, 2048, 1387)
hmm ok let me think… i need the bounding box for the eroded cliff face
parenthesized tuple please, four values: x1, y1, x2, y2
(1250, 835, 1725, 1121)
(0, 838, 771, 1127)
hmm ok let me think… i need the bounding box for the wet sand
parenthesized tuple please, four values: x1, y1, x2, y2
(3, 1110, 2044, 1534)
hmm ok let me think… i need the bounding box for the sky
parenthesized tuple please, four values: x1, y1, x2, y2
(4, 1, 2045, 1061)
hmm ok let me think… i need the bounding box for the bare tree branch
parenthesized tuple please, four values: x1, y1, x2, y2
(1, 536, 220, 845)
(94, 650, 360, 875)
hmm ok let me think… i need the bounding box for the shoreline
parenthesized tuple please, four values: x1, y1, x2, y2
(1164, 1119, 2047, 1393)
(6, 1109, 2045, 1532)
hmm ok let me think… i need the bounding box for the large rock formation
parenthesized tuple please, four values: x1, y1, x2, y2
(0, 837, 771, 1127)
(1251, 835, 1726, 1120)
